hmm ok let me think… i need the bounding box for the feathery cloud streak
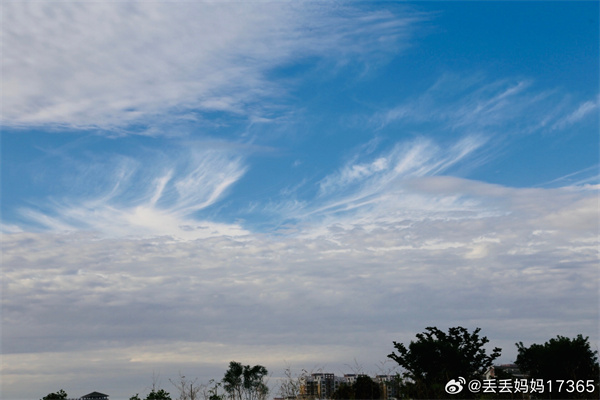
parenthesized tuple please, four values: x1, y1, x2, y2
(18, 144, 248, 239)
(3, 2, 422, 131)
(377, 75, 598, 135)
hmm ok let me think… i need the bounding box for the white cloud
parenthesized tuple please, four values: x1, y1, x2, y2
(2, 4, 598, 398)
(312, 136, 487, 226)
(3, 2, 421, 131)
(552, 96, 599, 130)
(18, 145, 249, 239)
(375, 74, 594, 136)
(3, 178, 598, 399)
(537, 165, 599, 187)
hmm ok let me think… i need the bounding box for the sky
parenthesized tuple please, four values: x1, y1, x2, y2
(1, 1, 599, 399)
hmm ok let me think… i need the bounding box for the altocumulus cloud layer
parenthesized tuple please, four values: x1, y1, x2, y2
(3, 183, 598, 394)
(1, 2, 598, 400)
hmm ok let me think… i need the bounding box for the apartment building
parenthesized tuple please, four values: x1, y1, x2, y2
(374, 375, 401, 400)
(299, 373, 400, 400)
(300, 373, 344, 399)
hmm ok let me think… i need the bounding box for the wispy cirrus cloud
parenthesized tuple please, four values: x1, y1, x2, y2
(3, 2, 423, 132)
(375, 74, 597, 135)
(268, 135, 491, 230)
(537, 165, 600, 188)
(13, 134, 490, 239)
(552, 95, 599, 130)
(318, 136, 485, 196)
(18, 145, 249, 239)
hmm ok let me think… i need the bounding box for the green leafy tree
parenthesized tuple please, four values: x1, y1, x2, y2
(222, 361, 269, 400)
(331, 376, 381, 400)
(387, 326, 501, 399)
(41, 390, 68, 400)
(223, 362, 244, 400)
(331, 383, 354, 400)
(204, 379, 225, 400)
(146, 389, 172, 400)
(515, 334, 599, 399)
(354, 376, 381, 400)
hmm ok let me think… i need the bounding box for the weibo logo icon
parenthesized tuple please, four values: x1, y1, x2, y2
(445, 377, 466, 394)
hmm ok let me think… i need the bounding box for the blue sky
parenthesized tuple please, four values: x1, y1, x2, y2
(2, 2, 599, 399)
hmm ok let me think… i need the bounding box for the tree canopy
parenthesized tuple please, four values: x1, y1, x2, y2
(147, 389, 173, 400)
(516, 334, 599, 398)
(41, 390, 68, 400)
(222, 361, 268, 400)
(331, 376, 381, 400)
(130, 389, 172, 400)
(388, 326, 501, 399)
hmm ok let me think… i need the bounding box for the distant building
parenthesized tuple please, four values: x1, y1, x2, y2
(496, 363, 527, 379)
(374, 375, 401, 400)
(298, 373, 402, 400)
(300, 373, 344, 399)
(485, 364, 527, 380)
(342, 373, 371, 385)
(342, 374, 358, 385)
(80, 392, 109, 400)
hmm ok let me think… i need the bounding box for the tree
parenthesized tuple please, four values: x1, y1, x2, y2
(41, 390, 68, 400)
(131, 374, 172, 400)
(170, 372, 202, 400)
(331, 375, 381, 400)
(331, 383, 354, 400)
(277, 364, 307, 399)
(146, 389, 172, 400)
(515, 334, 599, 398)
(388, 326, 501, 399)
(354, 376, 381, 400)
(222, 361, 269, 400)
(202, 379, 225, 400)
